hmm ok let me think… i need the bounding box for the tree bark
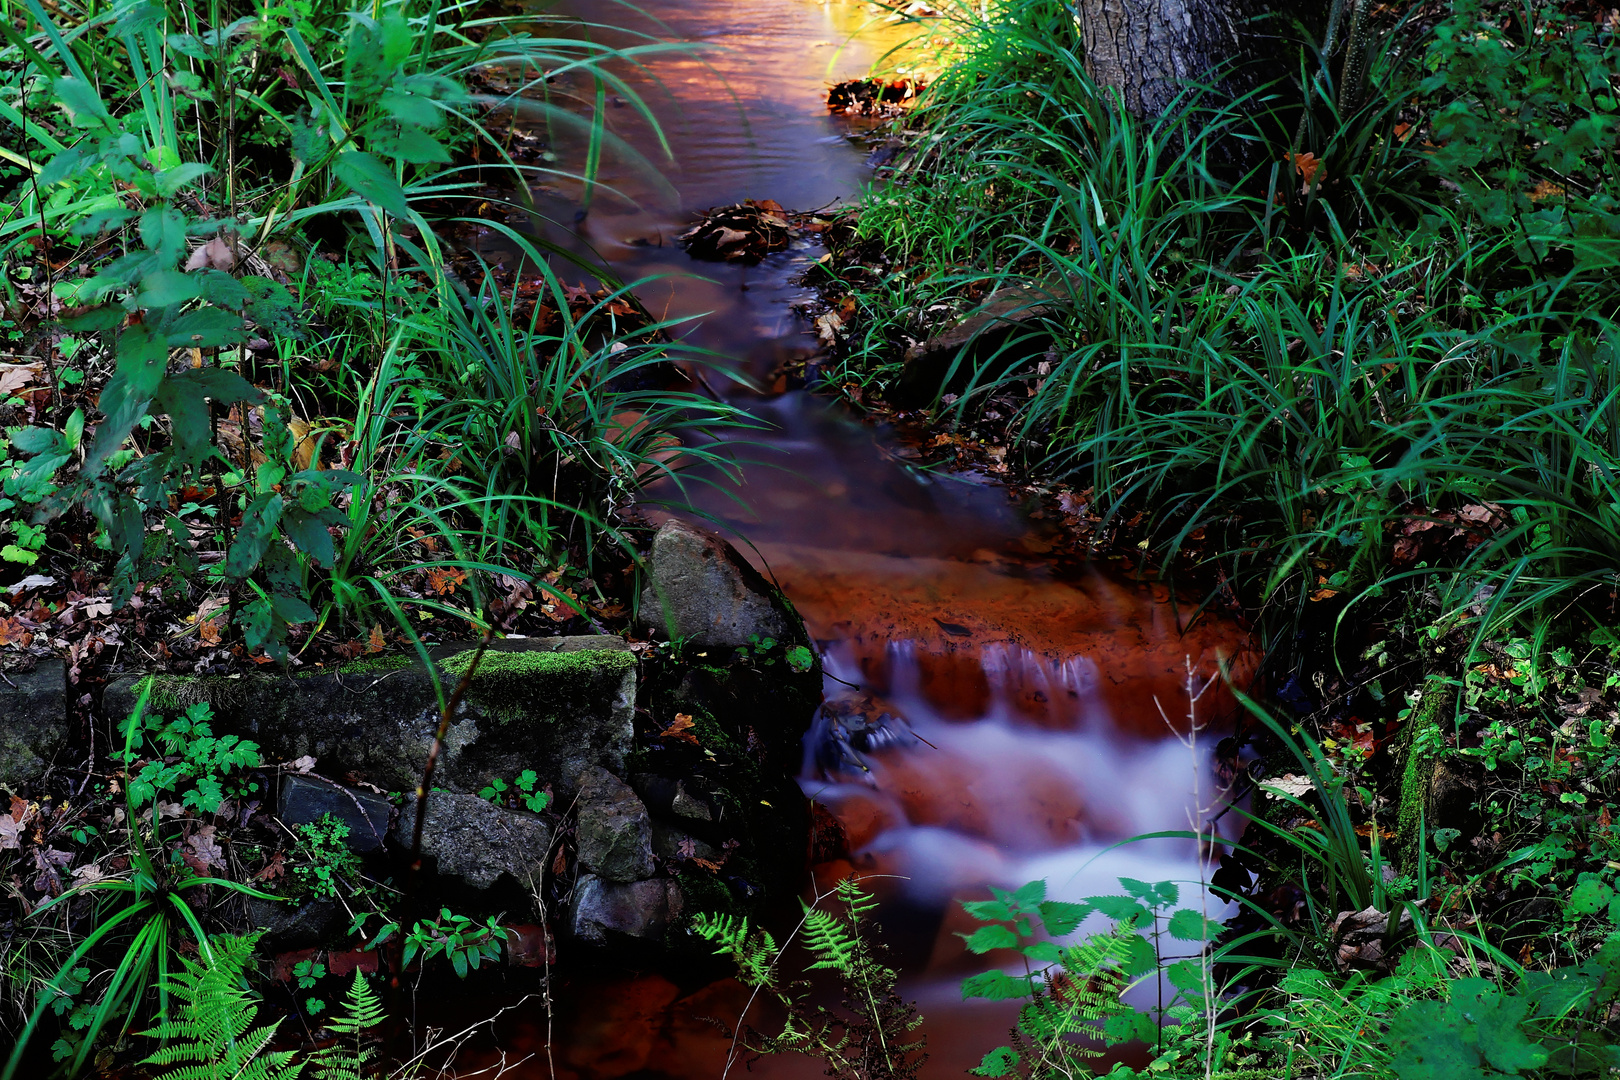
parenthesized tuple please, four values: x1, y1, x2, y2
(1075, 0, 1311, 122)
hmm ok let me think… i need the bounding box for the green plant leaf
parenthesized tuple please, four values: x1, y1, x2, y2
(961, 970, 1031, 1001)
(960, 925, 1019, 954)
(1167, 908, 1219, 941)
(970, 1047, 1018, 1077)
(332, 151, 408, 217)
(226, 494, 283, 580)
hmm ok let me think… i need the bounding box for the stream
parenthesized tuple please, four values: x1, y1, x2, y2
(462, 1, 1257, 1074)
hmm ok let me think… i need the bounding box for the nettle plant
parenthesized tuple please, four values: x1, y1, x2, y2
(12, 77, 355, 660)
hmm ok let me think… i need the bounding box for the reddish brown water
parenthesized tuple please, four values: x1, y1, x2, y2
(452, 2, 1258, 1075)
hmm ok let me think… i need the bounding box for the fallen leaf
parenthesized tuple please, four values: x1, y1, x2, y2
(660, 713, 700, 745)
(0, 363, 43, 396)
(291, 755, 317, 773)
(184, 826, 226, 873)
(1527, 179, 1566, 202)
(0, 815, 25, 850)
(0, 617, 34, 648)
(1287, 151, 1326, 192)
(426, 567, 468, 596)
(815, 311, 845, 346)
(71, 862, 105, 885)
(253, 851, 287, 882)
(366, 625, 386, 654)
(1260, 774, 1315, 799)
(32, 847, 73, 893)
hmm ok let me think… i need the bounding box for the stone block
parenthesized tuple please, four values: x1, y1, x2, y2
(569, 875, 684, 944)
(278, 775, 392, 852)
(575, 766, 654, 883)
(103, 637, 635, 799)
(0, 663, 68, 791)
(390, 792, 551, 891)
(637, 519, 789, 650)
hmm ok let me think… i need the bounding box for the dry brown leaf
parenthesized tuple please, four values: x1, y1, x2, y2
(1287, 151, 1326, 192)
(0, 617, 35, 648)
(185, 826, 226, 872)
(660, 713, 700, 745)
(0, 363, 43, 396)
(426, 567, 467, 597)
(366, 625, 387, 654)
(253, 851, 287, 882)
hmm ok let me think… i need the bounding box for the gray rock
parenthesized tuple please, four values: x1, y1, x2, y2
(575, 767, 654, 883)
(278, 775, 392, 852)
(103, 637, 635, 800)
(390, 792, 551, 891)
(243, 897, 341, 950)
(671, 780, 714, 822)
(638, 519, 789, 650)
(0, 663, 68, 791)
(569, 875, 684, 944)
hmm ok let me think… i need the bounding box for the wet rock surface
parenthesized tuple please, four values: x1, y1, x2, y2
(0, 663, 68, 790)
(391, 792, 551, 891)
(576, 766, 655, 883)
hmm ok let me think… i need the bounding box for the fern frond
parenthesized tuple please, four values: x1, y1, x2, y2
(310, 971, 384, 1080)
(692, 912, 778, 986)
(834, 879, 879, 922)
(801, 904, 858, 973)
(140, 933, 304, 1080)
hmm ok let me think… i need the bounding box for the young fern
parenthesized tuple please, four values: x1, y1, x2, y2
(140, 934, 304, 1080)
(801, 904, 859, 973)
(691, 912, 779, 988)
(309, 970, 385, 1080)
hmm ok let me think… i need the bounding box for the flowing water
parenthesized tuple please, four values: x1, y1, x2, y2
(461, 1, 1258, 1074)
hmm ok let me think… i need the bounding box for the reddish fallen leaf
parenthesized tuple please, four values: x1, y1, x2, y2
(0, 618, 34, 648)
(660, 713, 699, 745)
(253, 851, 287, 882)
(366, 625, 387, 654)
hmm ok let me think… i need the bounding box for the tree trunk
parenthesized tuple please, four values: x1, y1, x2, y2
(1074, 0, 1311, 122)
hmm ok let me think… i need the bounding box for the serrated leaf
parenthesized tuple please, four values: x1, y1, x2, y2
(961, 924, 1019, 954)
(1570, 878, 1616, 918)
(1101, 1009, 1156, 1047)
(1021, 940, 1061, 964)
(161, 307, 248, 348)
(332, 150, 408, 217)
(154, 161, 212, 198)
(970, 1047, 1018, 1077)
(1036, 900, 1090, 936)
(1088, 894, 1149, 921)
(227, 493, 282, 580)
(962, 898, 1014, 922)
(139, 206, 188, 263)
(961, 970, 1033, 1001)
(1010, 880, 1046, 908)
(136, 268, 204, 310)
(53, 78, 113, 130)
(1167, 908, 1219, 941)
(281, 506, 341, 568)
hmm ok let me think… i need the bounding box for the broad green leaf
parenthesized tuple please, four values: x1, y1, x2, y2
(1036, 900, 1090, 936)
(961, 924, 1019, 954)
(138, 207, 187, 263)
(86, 324, 167, 470)
(270, 592, 317, 625)
(61, 305, 126, 332)
(154, 162, 212, 198)
(1087, 894, 1149, 922)
(332, 150, 408, 217)
(1021, 941, 1060, 964)
(1101, 1009, 1156, 1047)
(970, 1047, 1017, 1077)
(961, 970, 1032, 1001)
(961, 897, 1014, 922)
(1167, 908, 1219, 941)
(1570, 878, 1616, 918)
(1010, 880, 1046, 908)
(226, 493, 283, 580)
(136, 269, 205, 311)
(8, 426, 65, 455)
(161, 307, 248, 348)
(1388, 1001, 1488, 1080)
(53, 78, 113, 131)
(367, 124, 449, 165)
(281, 507, 342, 568)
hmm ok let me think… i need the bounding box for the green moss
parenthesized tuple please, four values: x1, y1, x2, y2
(335, 653, 413, 676)
(131, 673, 250, 714)
(1395, 676, 1456, 867)
(442, 646, 635, 725)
